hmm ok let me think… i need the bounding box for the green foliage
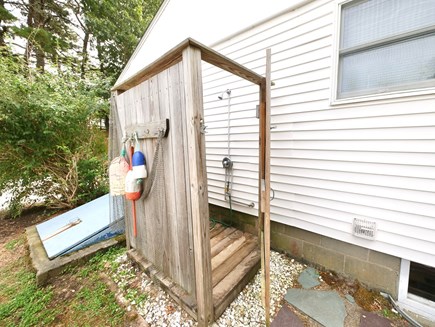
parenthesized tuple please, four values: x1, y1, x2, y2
(4, 236, 23, 250)
(0, 56, 109, 217)
(0, 5, 16, 22)
(0, 260, 59, 326)
(0, 237, 127, 326)
(73, 281, 124, 322)
(83, 0, 162, 81)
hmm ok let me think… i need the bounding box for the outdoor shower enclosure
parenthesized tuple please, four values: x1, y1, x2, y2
(111, 39, 270, 325)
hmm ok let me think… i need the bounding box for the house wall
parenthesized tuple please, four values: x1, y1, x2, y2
(116, 0, 308, 86)
(209, 204, 400, 298)
(203, 0, 435, 271)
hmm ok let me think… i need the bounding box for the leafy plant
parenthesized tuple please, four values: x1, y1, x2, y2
(0, 56, 109, 217)
(0, 259, 59, 326)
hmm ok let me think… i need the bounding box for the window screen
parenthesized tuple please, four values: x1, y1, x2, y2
(337, 0, 435, 99)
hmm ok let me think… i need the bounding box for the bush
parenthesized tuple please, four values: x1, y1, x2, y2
(0, 56, 109, 217)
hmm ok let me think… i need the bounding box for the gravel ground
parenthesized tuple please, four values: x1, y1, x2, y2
(109, 251, 305, 327)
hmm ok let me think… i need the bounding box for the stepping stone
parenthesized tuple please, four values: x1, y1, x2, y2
(298, 267, 320, 289)
(345, 294, 356, 303)
(285, 289, 346, 327)
(360, 311, 392, 327)
(271, 304, 303, 327)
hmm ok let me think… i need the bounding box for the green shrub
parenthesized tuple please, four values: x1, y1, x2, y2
(0, 56, 109, 217)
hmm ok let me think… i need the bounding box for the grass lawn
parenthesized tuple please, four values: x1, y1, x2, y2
(0, 234, 128, 327)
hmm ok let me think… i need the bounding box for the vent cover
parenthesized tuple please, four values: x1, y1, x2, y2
(353, 218, 377, 240)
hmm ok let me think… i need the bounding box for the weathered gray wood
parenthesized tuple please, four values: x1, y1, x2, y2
(211, 229, 241, 257)
(260, 48, 272, 326)
(212, 238, 258, 287)
(178, 62, 196, 296)
(167, 63, 195, 294)
(213, 249, 261, 319)
(209, 224, 225, 239)
(211, 235, 246, 271)
(182, 46, 213, 326)
(157, 70, 179, 286)
(125, 119, 169, 139)
(112, 38, 264, 93)
(127, 249, 197, 320)
(148, 74, 166, 272)
(210, 227, 236, 248)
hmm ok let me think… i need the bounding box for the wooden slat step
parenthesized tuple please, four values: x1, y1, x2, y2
(211, 234, 246, 270)
(211, 229, 242, 257)
(212, 239, 258, 287)
(209, 224, 225, 238)
(210, 227, 237, 248)
(213, 249, 261, 319)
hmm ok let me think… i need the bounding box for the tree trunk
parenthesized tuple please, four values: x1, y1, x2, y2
(0, 0, 5, 47)
(80, 30, 89, 78)
(26, 0, 45, 71)
(25, 0, 35, 66)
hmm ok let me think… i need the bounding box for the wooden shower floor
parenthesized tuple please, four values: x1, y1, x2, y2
(210, 224, 260, 319)
(128, 224, 260, 321)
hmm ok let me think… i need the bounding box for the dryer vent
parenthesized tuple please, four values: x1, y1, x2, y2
(353, 218, 377, 240)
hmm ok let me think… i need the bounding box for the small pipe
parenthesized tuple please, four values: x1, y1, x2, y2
(229, 198, 255, 208)
(380, 292, 423, 327)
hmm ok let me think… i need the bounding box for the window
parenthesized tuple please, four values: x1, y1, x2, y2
(409, 262, 435, 303)
(398, 260, 435, 321)
(337, 0, 435, 100)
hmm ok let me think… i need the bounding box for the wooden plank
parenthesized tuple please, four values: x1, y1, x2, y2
(210, 227, 237, 249)
(149, 74, 166, 273)
(157, 69, 174, 280)
(136, 81, 149, 255)
(127, 249, 197, 320)
(178, 61, 196, 296)
(211, 236, 246, 271)
(263, 48, 272, 326)
(112, 38, 265, 93)
(125, 119, 169, 139)
(167, 63, 193, 293)
(190, 38, 264, 86)
(213, 249, 261, 319)
(211, 230, 242, 257)
(182, 45, 214, 326)
(209, 224, 225, 239)
(212, 240, 258, 287)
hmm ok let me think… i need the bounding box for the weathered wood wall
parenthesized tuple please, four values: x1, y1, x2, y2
(115, 62, 196, 295)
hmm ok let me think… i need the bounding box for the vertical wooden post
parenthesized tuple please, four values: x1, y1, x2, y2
(182, 46, 214, 326)
(259, 49, 272, 326)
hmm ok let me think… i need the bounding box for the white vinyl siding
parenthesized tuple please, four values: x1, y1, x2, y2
(202, 0, 435, 266)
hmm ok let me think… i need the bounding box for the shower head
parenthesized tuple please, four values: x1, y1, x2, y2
(218, 89, 231, 100)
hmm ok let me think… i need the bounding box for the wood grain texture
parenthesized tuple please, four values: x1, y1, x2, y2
(212, 239, 258, 287)
(182, 46, 213, 326)
(209, 224, 225, 239)
(263, 48, 272, 326)
(112, 38, 264, 92)
(210, 227, 237, 249)
(213, 249, 261, 319)
(127, 249, 197, 320)
(211, 236, 246, 270)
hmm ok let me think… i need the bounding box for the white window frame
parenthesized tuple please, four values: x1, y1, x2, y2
(398, 259, 435, 322)
(331, 0, 435, 105)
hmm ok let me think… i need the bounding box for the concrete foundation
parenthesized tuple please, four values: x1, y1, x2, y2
(209, 204, 400, 298)
(26, 225, 125, 285)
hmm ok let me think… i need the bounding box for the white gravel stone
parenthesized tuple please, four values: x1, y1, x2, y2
(106, 250, 303, 326)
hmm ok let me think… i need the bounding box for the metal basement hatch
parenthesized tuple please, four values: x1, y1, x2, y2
(36, 194, 124, 259)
